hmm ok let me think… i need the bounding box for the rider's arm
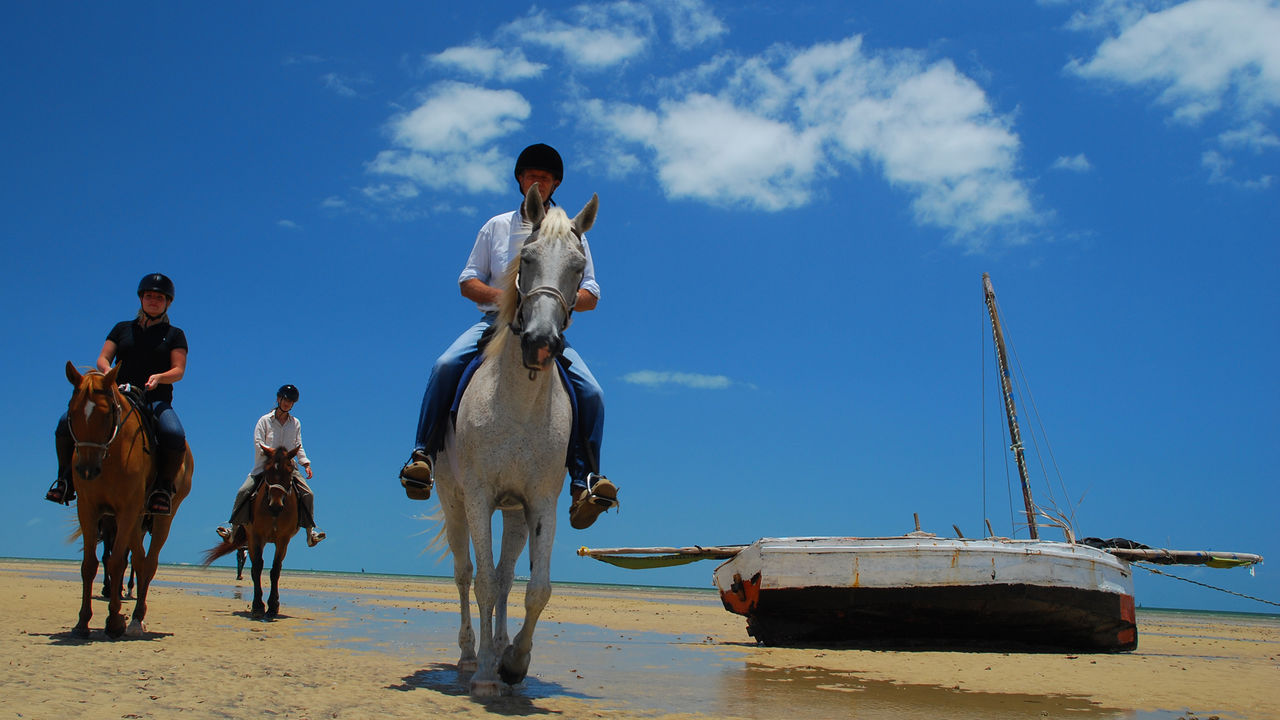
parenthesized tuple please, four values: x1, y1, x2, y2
(574, 289, 598, 312)
(96, 340, 118, 373)
(461, 278, 502, 307)
(145, 348, 186, 391)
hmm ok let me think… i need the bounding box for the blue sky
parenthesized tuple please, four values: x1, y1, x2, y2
(2, 0, 1276, 615)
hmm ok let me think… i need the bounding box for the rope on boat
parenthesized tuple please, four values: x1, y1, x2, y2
(1134, 563, 1280, 609)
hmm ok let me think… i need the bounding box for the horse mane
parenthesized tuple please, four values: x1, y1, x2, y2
(485, 207, 574, 363)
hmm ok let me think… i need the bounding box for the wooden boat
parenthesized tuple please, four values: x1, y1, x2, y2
(710, 534, 1138, 650)
(580, 274, 1263, 651)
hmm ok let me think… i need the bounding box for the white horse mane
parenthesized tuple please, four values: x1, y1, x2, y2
(490, 206, 576, 361)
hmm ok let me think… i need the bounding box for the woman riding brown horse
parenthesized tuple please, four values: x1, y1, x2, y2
(63, 362, 193, 637)
(203, 445, 301, 618)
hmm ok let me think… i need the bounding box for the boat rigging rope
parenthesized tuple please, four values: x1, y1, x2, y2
(1135, 563, 1280, 608)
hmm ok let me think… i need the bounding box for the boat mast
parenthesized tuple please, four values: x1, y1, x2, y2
(983, 273, 1039, 539)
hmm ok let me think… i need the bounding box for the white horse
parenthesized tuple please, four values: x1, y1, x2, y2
(435, 184, 598, 696)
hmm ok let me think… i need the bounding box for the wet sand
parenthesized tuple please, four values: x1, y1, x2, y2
(1, 557, 1276, 719)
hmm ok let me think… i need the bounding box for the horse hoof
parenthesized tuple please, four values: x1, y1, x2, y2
(72, 625, 91, 639)
(251, 605, 265, 619)
(469, 679, 502, 698)
(499, 646, 530, 685)
(106, 620, 126, 639)
(266, 606, 279, 618)
(457, 659, 478, 673)
(126, 619, 147, 637)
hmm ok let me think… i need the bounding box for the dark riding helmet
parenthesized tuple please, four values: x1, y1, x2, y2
(277, 384, 300, 402)
(137, 273, 175, 301)
(514, 143, 563, 182)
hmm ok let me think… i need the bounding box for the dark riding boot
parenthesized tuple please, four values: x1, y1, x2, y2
(148, 449, 184, 516)
(45, 432, 76, 505)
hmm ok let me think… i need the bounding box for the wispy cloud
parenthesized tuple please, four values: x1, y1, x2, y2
(1203, 150, 1274, 188)
(277, 219, 301, 230)
(1051, 154, 1093, 172)
(321, 72, 370, 98)
(622, 370, 735, 390)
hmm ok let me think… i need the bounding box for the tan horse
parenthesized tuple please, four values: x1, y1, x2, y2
(203, 445, 300, 618)
(64, 361, 193, 638)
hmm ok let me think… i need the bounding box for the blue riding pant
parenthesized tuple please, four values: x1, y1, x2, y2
(413, 313, 604, 492)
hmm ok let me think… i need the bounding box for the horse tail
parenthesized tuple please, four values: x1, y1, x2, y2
(417, 506, 450, 561)
(200, 540, 238, 567)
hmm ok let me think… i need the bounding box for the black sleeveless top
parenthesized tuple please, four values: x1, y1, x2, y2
(105, 320, 188, 404)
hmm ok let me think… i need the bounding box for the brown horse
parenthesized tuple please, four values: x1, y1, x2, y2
(64, 361, 193, 638)
(203, 445, 300, 618)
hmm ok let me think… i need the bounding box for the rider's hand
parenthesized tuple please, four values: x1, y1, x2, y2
(305, 465, 313, 480)
(144, 375, 160, 391)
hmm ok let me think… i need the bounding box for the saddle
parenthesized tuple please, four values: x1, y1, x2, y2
(118, 383, 160, 456)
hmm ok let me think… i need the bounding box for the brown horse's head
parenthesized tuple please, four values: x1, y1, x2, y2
(66, 361, 123, 482)
(258, 444, 300, 517)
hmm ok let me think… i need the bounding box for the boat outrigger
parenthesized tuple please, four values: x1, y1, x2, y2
(581, 274, 1264, 651)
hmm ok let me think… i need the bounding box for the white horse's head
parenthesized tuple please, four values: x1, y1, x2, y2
(503, 183, 597, 372)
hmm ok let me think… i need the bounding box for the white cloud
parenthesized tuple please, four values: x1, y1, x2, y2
(1067, 0, 1280, 124)
(580, 36, 1037, 241)
(277, 219, 301, 229)
(1051, 154, 1093, 171)
(389, 82, 530, 152)
(508, 6, 650, 69)
(658, 0, 727, 49)
(366, 83, 530, 194)
(622, 370, 734, 389)
(321, 196, 347, 209)
(428, 45, 545, 81)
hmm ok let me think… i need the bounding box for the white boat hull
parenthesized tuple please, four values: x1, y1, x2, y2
(713, 536, 1137, 651)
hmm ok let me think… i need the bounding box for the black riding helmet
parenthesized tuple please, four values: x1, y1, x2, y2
(277, 384, 300, 402)
(514, 143, 563, 182)
(137, 273, 175, 301)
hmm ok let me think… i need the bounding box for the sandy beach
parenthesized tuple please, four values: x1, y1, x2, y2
(1, 558, 1276, 719)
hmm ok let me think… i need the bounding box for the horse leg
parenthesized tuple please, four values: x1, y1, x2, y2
(74, 508, 100, 638)
(249, 542, 267, 618)
(494, 508, 528, 655)
(103, 515, 137, 639)
(440, 496, 477, 672)
(99, 519, 115, 599)
(266, 540, 287, 617)
(127, 514, 168, 637)
(465, 502, 502, 697)
(500, 502, 554, 685)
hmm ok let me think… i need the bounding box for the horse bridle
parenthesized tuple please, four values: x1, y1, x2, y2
(68, 377, 131, 457)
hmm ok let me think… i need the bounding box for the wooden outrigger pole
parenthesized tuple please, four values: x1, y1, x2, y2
(984, 272, 1039, 539)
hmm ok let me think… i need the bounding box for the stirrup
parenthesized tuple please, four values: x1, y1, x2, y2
(147, 488, 173, 516)
(45, 479, 74, 505)
(307, 528, 326, 547)
(569, 474, 618, 530)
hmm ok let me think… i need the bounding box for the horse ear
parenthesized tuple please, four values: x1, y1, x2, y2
(104, 364, 120, 385)
(66, 361, 82, 386)
(573, 193, 598, 235)
(287, 445, 301, 459)
(524, 183, 546, 227)
(259, 444, 273, 457)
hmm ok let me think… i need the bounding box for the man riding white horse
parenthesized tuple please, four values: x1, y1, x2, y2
(399, 143, 617, 529)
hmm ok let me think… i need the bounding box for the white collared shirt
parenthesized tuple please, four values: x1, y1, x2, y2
(250, 410, 310, 475)
(458, 207, 600, 313)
